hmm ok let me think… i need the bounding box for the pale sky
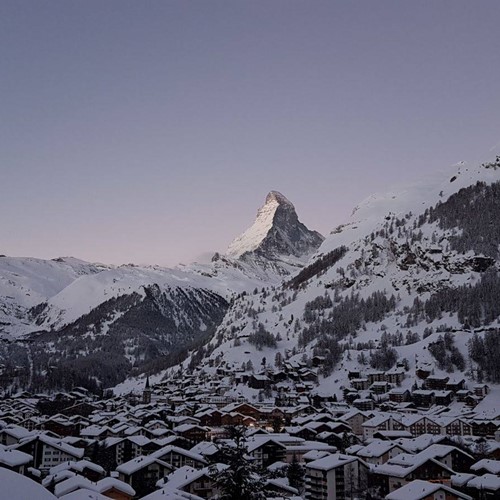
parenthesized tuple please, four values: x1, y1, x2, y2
(1, 1, 500, 266)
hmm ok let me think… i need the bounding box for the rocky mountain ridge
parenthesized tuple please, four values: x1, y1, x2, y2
(127, 157, 500, 404)
(0, 190, 324, 393)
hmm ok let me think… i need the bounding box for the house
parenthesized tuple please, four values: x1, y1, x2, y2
(305, 453, 369, 500)
(159, 464, 224, 498)
(0, 446, 32, 474)
(385, 368, 405, 386)
(246, 437, 287, 468)
(248, 374, 271, 389)
(388, 389, 411, 403)
(339, 410, 371, 436)
(173, 424, 208, 445)
(354, 440, 406, 465)
(151, 445, 207, 470)
(370, 382, 391, 395)
(385, 479, 472, 500)
(473, 384, 490, 398)
(353, 399, 375, 412)
(470, 458, 500, 476)
(411, 390, 434, 408)
(463, 474, 500, 499)
(116, 455, 173, 497)
(433, 390, 453, 406)
(371, 453, 456, 495)
(14, 434, 84, 470)
(424, 375, 449, 391)
(367, 371, 386, 384)
(54, 475, 136, 500)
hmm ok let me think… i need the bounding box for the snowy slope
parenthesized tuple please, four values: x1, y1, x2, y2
(318, 161, 500, 256)
(35, 263, 267, 332)
(0, 256, 109, 338)
(128, 157, 500, 401)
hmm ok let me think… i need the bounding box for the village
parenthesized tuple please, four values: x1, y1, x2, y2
(1, 356, 500, 500)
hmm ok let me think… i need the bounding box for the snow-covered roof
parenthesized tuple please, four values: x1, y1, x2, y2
(386, 479, 472, 500)
(306, 453, 359, 471)
(471, 458, 500, 475)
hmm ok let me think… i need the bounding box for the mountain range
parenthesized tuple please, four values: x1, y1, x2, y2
(1, 156, 500, 398)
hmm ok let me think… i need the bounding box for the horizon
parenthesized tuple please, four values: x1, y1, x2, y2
(2, 1, 500, 266)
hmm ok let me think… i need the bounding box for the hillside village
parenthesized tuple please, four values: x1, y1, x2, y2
(1, 355, 500, 499)
(1, 161, 500, 499)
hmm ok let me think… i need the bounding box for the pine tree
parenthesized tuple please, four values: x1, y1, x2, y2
(211, 426, 266, 500)
(287, 455, 305, 493)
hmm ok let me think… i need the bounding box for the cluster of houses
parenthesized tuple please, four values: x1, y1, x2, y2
(0, 360, 499, 499)
(345, 364, 491, 412)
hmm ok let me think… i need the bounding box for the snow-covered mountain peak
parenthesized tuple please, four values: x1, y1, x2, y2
(226, 191, 324, 262)
(265, 190, 294, 208)
(226, 192, 285, 259)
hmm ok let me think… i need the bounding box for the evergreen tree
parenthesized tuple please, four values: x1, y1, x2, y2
(287, 455, 305, 493)
(211, 426, 266, 500)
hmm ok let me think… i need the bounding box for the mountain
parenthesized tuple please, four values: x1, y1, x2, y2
(0, 257, 110, 339)
(0, 190, 323, 393)
(225, 190, 324, 275)
(127, 157, 500, 409)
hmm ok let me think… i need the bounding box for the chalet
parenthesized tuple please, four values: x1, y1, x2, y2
(14, 434, 84, 470)
(424, 375, 449, 390)
(465, 394, 482, 408)
(456, 390, 471, 402)
(0, 447, 32, 474)
(385, 367, 405, 385)
(411, 390, 434, 408)
(0, 426, 32, 446)
(464, 474, 500, 499)
(247, 437, 287, 468)
(339, 410, 371, 436)
(354, 440, 407, 465)
(49, 459, 105, 482)
(362, 414, 397, 440)
(104, 436, 153, 465)
(370, 381, 390, 395)
(173, 424, 208, 445)
(54, 475, 135, 500)
(470, 458, 500, 476)
(416, 367, 432, 380)
(371, 454, 455, 495)
(220, 403, 262, 421)
(388, 389, 411, 403)
(159, 464, 224, 498)
(471, 420, 499, 438)
(445, 378, 466, 392)
(433, 390, 453, 406)
(386, 479, 472, 500)
(151, 445, 207, 470)
(351, 378, 369, 391)
(441, 418, 472, 437)
(248, 374, 271, 389)
(473, 384, 490, 398)
(419, 444, 475, 473)
(353, 399, 375, 412)
(116, 455, 173, 497)
(367, 371, 386, 384)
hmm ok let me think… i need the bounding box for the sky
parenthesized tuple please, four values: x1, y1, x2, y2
(1, 1, 500, 266)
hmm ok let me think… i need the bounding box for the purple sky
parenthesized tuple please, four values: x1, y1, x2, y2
(2, 1, 500, 266)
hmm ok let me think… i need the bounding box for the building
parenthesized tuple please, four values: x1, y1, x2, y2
(305, 453, 369, 500)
